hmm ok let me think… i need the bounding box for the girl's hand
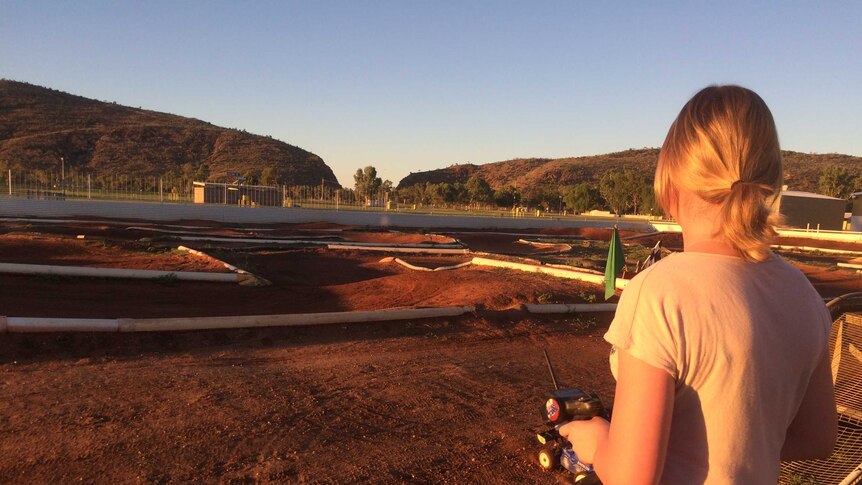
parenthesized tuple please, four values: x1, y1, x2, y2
(557, 416, 610, 465)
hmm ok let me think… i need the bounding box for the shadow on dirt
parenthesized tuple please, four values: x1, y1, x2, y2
(0, 310, 614, 365)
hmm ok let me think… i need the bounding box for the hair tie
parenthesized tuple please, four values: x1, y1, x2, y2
(731, 179, 745, 190)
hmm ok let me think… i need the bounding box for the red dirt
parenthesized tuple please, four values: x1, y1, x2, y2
(0, 234, 227, 272)
(1, 218, 860, 484)
(452, 233, 572, 255)
(793, 262, 862, 300)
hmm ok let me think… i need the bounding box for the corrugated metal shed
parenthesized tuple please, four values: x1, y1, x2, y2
(777, 190, 846, 230)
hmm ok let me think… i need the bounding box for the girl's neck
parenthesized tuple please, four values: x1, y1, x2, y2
(673, 188, 739, 257)
(684, 238, 739, 257)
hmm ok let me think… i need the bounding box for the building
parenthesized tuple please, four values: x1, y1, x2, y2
(192, 181, 282, 207)
(851, 191, 862, 231)
(776, 190, 846, 231)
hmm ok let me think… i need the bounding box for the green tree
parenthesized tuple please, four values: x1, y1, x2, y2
(452, 182, 469, 205)
(599, 169, 638, 215)
(437, 182, 458, 205)
(260, 166, 278, 185)
(354, 166, 383, 201)
(638, 182, 662, 216)
(819, 165, 855, 198)
(242, 171, 259, 185)
(194, 163, 210, 182)
(465, 174, 494, 204)
(399, 184, 424, 205)
(563, 183, 601, 214)
(494, 186, 517, 207)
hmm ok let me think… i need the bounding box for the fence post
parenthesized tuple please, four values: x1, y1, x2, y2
(7, 169, 11, 196)
(159, 177, 163, 202)
(87, 174, 91, 199)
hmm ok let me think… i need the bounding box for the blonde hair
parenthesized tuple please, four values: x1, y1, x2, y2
(655, 85, 783, 262)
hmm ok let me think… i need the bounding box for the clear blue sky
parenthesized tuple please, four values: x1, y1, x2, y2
(2, 1, 860, 187)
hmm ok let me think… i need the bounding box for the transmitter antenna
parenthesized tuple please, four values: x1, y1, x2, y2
(543, 349, 559, 391)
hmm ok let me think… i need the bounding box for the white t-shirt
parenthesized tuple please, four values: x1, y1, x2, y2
(605, 251, 831, 485)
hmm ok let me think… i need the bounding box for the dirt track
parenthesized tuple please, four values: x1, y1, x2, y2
(0, 316, 615, 484)
(0, 218, 860, 484)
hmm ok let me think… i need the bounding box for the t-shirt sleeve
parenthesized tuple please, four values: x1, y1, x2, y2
(604, 272, 679, 380)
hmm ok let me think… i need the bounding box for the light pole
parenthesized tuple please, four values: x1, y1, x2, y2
(60, 156, 65, 197)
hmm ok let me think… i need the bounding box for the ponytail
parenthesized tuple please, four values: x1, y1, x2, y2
(719, 182, 781, 262)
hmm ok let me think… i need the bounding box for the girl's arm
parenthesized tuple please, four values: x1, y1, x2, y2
(780, 349, 837, 461)
(561, 350, 675, 485)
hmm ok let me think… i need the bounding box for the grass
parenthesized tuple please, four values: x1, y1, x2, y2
(570, 315, 598, 332)
(155, 273, 179, 286)
(782, 473, 820, 485)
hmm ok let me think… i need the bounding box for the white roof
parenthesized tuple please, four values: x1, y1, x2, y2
(781, 190, 844, 201)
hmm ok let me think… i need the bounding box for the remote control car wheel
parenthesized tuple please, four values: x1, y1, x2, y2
(538, 447, 558, 470)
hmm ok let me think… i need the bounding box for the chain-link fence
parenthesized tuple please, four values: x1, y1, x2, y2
(0, 169, 400, 211)
(0, 169, 643, 222)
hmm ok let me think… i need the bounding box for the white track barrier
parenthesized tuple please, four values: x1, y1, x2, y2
(0, 306, 475, 333)
(379, 257, 472, 271)
(470, 257, 630, 289)
(176, 246, 271, 286)
(0, 262, 260, 285)
(524, 303, 618, 314)
(328, 244, 470, 254)
(772, 245, 862, 257)
(514, 239, 573, 253)
(169, 234, 463, 249)
(0, 316, 118, 332)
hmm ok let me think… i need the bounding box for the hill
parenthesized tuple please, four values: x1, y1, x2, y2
(0, 80, 338, 186)
(398, 148, 862, 194)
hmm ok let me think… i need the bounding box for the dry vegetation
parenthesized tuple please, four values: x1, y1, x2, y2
(398, 148, 862, 193)
(0, 80, 335, 185)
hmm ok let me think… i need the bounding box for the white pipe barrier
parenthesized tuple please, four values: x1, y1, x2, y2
(778, 227, 862, 244)
(0, 306, 475, 333)
(129, 226, 310, 237)
(176, 246, 271, 286)
(524, 303, 618, 314)
(328, 244, 470, 254)
(772, 245, 862, 257)
(515, 239, 573, 252)
(0, 316, 118, 332)
(837, 263, 862, 270)
(0, 262, 249, 284)
(380, 257, 472, 272)
(171, 234, 464, 249)
(177, 245, 247, 273)
(543, 262, 604, 275)
(470, 257, 630, 289)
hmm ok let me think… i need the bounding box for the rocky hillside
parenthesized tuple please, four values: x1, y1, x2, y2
(0, 80, 338, 186)
(399, 148, 862, 194)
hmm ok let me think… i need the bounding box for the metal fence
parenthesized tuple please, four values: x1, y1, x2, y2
(0, 169, 399, 211)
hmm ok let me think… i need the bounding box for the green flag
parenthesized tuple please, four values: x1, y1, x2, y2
(604, 227, 624, 300)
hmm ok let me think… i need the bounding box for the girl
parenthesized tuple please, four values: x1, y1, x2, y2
(560, 86, 837, 484)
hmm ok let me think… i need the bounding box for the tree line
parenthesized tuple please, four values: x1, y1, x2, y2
(354, 165, 663, 216)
